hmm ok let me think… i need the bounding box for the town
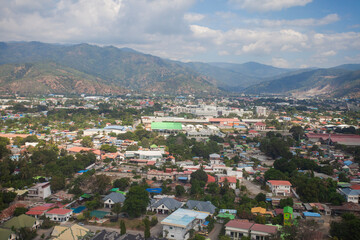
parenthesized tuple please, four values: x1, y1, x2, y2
(0, 94, 359, 240)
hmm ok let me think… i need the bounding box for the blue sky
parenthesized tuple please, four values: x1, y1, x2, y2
(1, 0, 360, 68)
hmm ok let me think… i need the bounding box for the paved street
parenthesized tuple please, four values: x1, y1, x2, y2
(208, 223, 222, 240)
(242, 178, 266, 196)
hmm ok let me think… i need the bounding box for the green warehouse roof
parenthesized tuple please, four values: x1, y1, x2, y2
(283, 206, 293, 214)
(151, 122, 182, 130)
(3, 214, 36, 229)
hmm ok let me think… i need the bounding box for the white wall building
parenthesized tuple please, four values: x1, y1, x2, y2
(27, 182, 51, 199)
(266, 180, 292, 196)
(161, 208, 209, 240)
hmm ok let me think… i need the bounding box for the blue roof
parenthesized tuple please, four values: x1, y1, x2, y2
(161, 208, 209, 228)
(344, 160, 353, 166)
(178, 177, 188, 180)
(303, 212, 321, 217)
(78, 170, 89, 173)
(146, 188, 162, 193)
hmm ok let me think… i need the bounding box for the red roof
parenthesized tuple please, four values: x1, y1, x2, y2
(220, 176, 237, 183)
(29, 206, 51, 211)
(225, 220, 253, 229)
(207, 174, 216, 183)
(255, 122, 266, 126)
(251, 223, 277, 234)
(46, 208, 72, 215)
(267, 180, 292, 186)
(351, 184, 360, 190)
(26, 210, 44, 216)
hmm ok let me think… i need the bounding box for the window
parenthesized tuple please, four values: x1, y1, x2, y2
(170, 227, 173, 229)
(171, 235, 174, 237)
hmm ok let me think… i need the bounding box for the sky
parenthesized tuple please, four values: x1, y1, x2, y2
(1, 0, 360, 68)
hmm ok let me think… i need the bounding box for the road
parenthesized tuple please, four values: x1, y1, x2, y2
(208, 223, 222, 240)
(242, 178, 266, 196)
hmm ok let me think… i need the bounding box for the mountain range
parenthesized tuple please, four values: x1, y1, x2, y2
(0, 41, 359, 98)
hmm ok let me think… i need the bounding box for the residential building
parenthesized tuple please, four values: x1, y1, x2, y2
(185, 200, 216, 214)
(266, 180, 292, 196)
(254, 122, 266, 131)
(27, 182, 51, 199)
(103, 192, 126, 208)
(45, 209, 73, 222)
(339, 188, 360, 203)
(256, 106, 267, 117)
(161, 208, 209, 240)
(225, 220, 277, 240)
(148, 197, 182, 214)
(209, 153, 221, 165)
(51, 224, 90, 240)
(219, 176, 237, 190)
(3, 214, 41, 230)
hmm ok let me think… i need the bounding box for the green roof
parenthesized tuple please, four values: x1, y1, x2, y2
(0, 228, 13, 240)
(81, 193, 92, 199)
(151, 122, 182, 130)
(3, 214, 36, 229)
(150, 144, 158, 148)
(283, 206, 293, 214)
(110, 188, 119, 192)
(217, 213, 235, 219)
(116, 191, 126, 195)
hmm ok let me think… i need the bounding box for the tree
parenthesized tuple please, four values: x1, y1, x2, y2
(190, 169, 208, 186)
(120, 220, 126, 235)
(81, 136, 93, 148)
(17, 227, 37, 240)
(51, 175, 65, 192)
(91, 174, 111, 195)
(330, 213, 360, 240)
(123, 186, 150, 218)
(100, 144, 117, 153)
(111, 202, 122, 220)
(289, 126, 304, 141)
(113, 178, 130, 191)
(279, 198, 294, 208)
(175, 185, 185, 197)
(13, 207, 27, 216)
(143, 216, 151, 239)
(255, 193, 266, 203)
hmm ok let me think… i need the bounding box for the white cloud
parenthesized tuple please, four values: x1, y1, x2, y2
(321, 50, 337, 57)
(229, 0, 312, 12)
(272, 58, 290, 68)
(260, 14, 339, 27)
(184, 13, 205, 22)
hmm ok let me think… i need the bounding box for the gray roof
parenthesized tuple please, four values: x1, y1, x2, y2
(340, 188, 360, 196)
(103, 192, 126, 203)
(150, 197, 182, 210)
(185, 200, 216, 214)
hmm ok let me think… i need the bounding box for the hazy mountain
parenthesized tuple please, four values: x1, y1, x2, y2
(0, 42, 218, 95)
(209, 61, 293, 79)
(243, 67, 360, 98)
(0, 62, 125, 95)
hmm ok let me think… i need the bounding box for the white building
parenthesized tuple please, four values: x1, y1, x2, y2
(256, 106, 267, 117)
(125, 150, 163, 160)
(27, 182, 51, 199)
(161, 208, 209, 240)
(339, 188, 360, 203)
(225, 220, 277, 240)
(45, 209, 73, 222)
(266, 180, 292, 196)
(209, 153, 221, 165)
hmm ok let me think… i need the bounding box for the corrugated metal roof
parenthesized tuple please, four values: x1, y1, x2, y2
(151, 122, 182, 130)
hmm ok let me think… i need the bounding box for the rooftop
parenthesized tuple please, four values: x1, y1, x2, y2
(161, 208, 209, 228)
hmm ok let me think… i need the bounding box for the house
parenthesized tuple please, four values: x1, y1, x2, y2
(254, 122, 266, 131)
(0, 228, 16, 240)
(225, 220, 277, 240)
(51, 224, 90, 240)
(27, 182, 51, 199)
(339, 188, 360, 203)
(219, 176, 237, 190)
(45, 209, 73, 222)
(209, 153, 221, 165)
(161, 208, 209, 240)
(185, 200, 216, 214)
(26, 205, 52, 218)
(2, 214, 41, 231)
(103, 192, 126, 208)
(266, 180, 292, 196)
(148, 197, 182, 214)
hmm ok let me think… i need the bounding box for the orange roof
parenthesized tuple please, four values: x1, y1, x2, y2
(67, 146, 92, 152)
(209, 118, 240, 122)
(267, 180, 292, 186)
(220, 176, 237, 183)
(46, 208, 72, 215)
(207, 174, 216, 183)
